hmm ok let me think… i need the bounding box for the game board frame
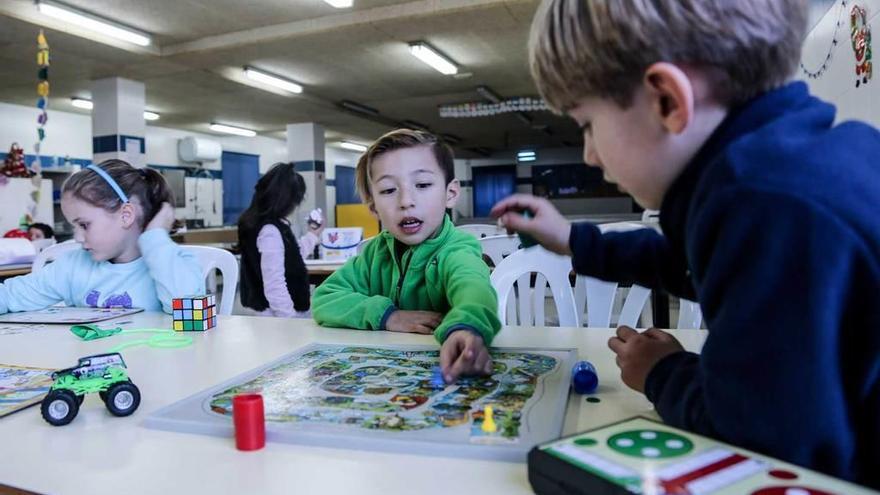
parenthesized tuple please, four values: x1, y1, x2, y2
(145, 343, 576, 462)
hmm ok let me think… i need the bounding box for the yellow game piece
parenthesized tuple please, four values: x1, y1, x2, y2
(482, 405, 497, 433)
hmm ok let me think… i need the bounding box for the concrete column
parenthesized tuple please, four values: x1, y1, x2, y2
(286, 123, 326, 220)
(91, 77, 146, 168)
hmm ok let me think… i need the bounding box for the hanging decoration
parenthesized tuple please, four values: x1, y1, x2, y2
(34, 29, 50, 174)
(438, 97, 549, 118)
(800, 0, 848, 79)
(850, 4, 873, 87)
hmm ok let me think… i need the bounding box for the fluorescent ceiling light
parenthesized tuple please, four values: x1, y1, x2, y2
(340, 100, 379, 116)
(71, 98, 93, 110)
(244, 67, 303, 94)
(322, 0, 353, 7)
(517, 150, 536, 162)
(476, 85, 502, 104)
(408, 42, 458, 75)
(210, 123, 256, 137)
(340, 141, 367, 152)
(70, 98, 159, 120)
(38, 0, 152, 47)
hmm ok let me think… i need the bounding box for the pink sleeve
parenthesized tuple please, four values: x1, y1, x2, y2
(298, 232, 319, 260)
(257, 225, 295, 318)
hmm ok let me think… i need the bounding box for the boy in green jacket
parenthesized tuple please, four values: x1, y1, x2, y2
(313, 129, 501, 383)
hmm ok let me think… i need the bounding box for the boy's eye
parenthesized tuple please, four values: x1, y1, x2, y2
(379, 188, 396, 195)
(79, 222, 89, 230)
(416, 182, 433, 189)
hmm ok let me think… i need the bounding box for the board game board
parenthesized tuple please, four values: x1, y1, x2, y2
(0, 307, 143, 324)
(146, 343, 575, 461)
(0, 364, 55, 418)
(528, 417, 877, 495)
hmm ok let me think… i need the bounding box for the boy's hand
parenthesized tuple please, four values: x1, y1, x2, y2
(490, 194, 572, 255)
(385, 310, 443, 334)
(440, 330, 493, 383)
(146, 202, 175, 232)
(608, 326, 684, 393)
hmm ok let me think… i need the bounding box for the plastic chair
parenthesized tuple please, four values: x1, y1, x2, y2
(457, 224, 506, 239)
(184, 245, 239, 316)
(490, 246, 578, 327)
(31, 240, 81, 273)
(677, 299, 703, 329)
(479, 234, 522, 267)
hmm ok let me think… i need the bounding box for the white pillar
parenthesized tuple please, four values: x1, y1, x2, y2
(286, 123, 326, 219)
(91, 77, 146, 168)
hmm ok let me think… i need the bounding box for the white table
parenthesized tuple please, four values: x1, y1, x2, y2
(0, 313, 706, 495)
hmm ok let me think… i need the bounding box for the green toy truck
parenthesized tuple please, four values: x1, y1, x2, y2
(40, 352, 141, 426)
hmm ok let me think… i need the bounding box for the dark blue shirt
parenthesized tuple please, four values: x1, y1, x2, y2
(569, 82, 880, 488)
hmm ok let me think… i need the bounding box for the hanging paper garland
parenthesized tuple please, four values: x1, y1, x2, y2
(850, 4, 873, 87)
(34, 29, 50, 173)
(800, 0, 848, 79)
(439, 97, 549, 118)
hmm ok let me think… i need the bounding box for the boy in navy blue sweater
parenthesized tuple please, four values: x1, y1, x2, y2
(492, 0, 880, 488)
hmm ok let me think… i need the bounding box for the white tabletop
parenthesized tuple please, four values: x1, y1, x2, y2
(0, 313, 707, 495)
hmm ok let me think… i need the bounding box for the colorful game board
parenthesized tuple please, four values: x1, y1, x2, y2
(528, 417, 877, 495)
(0, 307, 143, 324)
(146, 344, 575, 461)
(0, 364, 55, 418)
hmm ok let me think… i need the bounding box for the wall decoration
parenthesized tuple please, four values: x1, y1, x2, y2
(34, 29, 49, 173)
(800, 0, 848, 79)
(850, 4, 873, 87)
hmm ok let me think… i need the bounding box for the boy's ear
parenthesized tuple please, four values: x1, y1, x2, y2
(643, 62, 694, 135)
(445, 179, 461, 208)
(119, 202, 137, 229)
(367, 200, 380, 219)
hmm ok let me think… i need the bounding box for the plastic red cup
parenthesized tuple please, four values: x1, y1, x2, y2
(233, 394, 265, 451)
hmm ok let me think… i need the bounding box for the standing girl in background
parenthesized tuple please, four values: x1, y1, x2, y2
(0, 159, 205, 314)
(238, 162, 322, 318)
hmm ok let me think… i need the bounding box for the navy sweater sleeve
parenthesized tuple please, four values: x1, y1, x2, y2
(645, 186, 874, 480)
(569, 223, 696, 298)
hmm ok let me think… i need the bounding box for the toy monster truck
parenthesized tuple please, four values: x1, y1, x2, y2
(40, 352, 141, 426)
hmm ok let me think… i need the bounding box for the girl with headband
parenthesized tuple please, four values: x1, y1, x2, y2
(0, 159, 204, 314)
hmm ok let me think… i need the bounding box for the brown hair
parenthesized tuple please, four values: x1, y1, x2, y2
(529, 0, 809, 111)
(62, 159, 173, 228)
(355, 129, 455, 205)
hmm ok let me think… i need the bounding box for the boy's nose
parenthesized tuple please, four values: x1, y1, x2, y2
(398, 189, 415, 209)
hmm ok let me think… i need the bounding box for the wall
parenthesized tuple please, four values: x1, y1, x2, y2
(801, 0, 880, 126)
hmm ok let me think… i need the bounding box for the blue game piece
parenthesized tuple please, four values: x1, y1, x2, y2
(571, 360, 598, 394)
(431, 366, 445, 389)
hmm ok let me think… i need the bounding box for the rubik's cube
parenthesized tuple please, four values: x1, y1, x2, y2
(172, 294, 217, 331)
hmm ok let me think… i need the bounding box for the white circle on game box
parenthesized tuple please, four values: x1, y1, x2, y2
(640, 431, 658, 440)
(642, 447, 661, 457)
(616, 438, 635, 447)
(666, 439, 684, 449)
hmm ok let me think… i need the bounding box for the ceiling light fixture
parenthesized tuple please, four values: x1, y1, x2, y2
(37, 0, 152, 46)
(243, 66, 303, 94)
(408, 42, 458, 75)
(517, 150, 537, 162)
(70, 98, 159, 120)
(339, 100, 379, 116)
(476, 85, 502, 104)
(322, 0, 353, 7)
(340, 141, 367, 152)
(210, 123, 256, 137)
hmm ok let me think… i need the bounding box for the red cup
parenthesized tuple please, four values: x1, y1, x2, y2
(233, 394, 265, 451)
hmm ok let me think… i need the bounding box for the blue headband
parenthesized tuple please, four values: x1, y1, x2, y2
(86, 165, 129, 203)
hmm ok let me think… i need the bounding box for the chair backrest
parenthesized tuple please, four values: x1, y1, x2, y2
(31, 240, 81, 273)
(183, 245, 239, 316)
(677, 299, 703, 329)
(479, 234, 522, 267)
(490, 246, 578, 327)
(457, 224, 506, 239)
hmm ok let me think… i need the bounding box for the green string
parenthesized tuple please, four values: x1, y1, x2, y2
(107, 329, 193, 352)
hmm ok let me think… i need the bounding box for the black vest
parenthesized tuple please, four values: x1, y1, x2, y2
(239, 219, 310, 312)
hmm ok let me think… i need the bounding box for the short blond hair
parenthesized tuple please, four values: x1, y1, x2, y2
(355, 129, 455, 205)
(529, 0, 808, 111)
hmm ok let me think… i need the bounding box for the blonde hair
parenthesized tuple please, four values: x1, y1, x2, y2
(529, 0, 808, 111)
(355, 129, 455, 205)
